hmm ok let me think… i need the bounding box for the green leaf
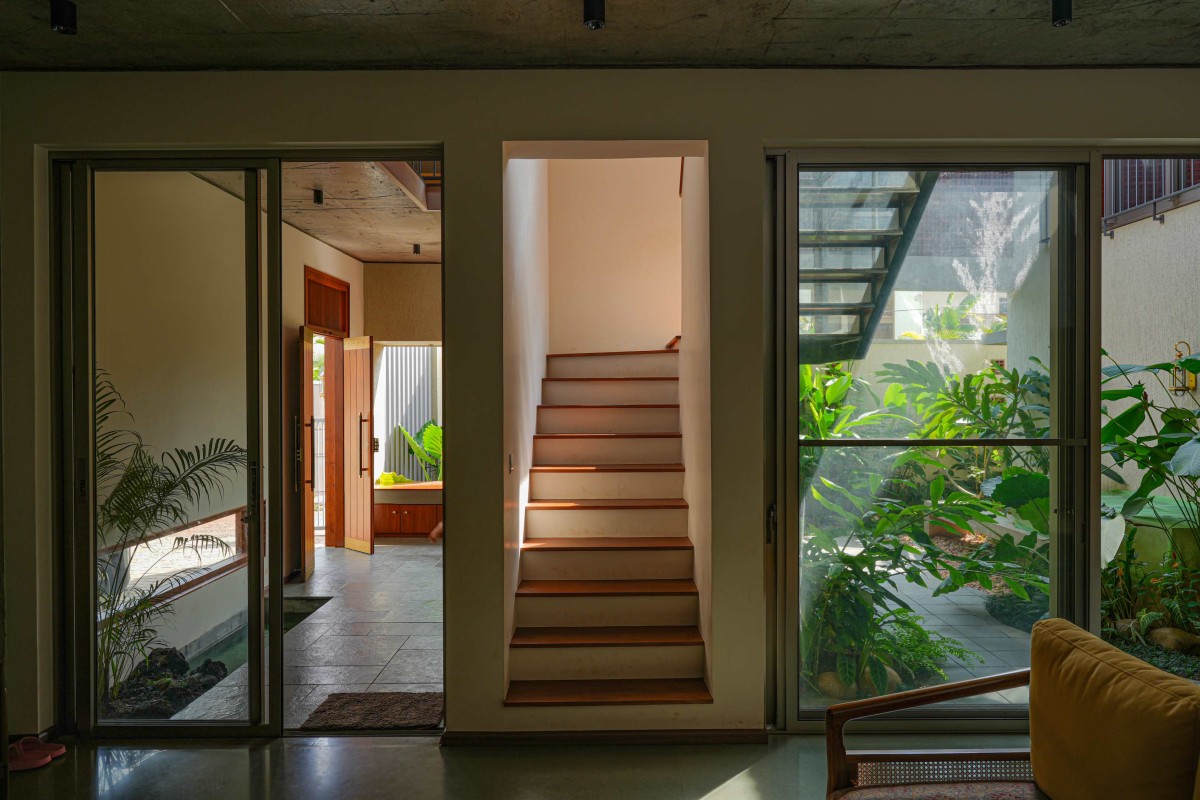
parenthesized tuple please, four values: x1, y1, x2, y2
(930, 475, 945, 504)
(1101, 404, 1146, 443)
(1101, 385, 1145, 401)
(836, 654, 857, 690)
(1170, 437, 1200, 477)
(1179, 355, 1200, 374)
(866, 659, 889, 697)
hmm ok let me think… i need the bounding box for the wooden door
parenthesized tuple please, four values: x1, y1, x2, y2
(300, 327, 316, 579)
(323, 337, 345, 548)
(344, 336, 374, 554)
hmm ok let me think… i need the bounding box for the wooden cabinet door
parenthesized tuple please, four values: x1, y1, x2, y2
(400, 504, 439, 534)
(372, 504, 393, 534)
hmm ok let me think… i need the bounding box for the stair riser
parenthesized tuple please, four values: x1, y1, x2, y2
(520, 549, 694, 580)
(530, 470, 685, 500)
(515, 594, 698, 627)
(547, 353, 679, 379)
(533, 437, 681, 466)
(543, 381, 678, 405)
(526, 508, 688, 538)
(537, 406, 680, 435)
(508, 644, 705, 681)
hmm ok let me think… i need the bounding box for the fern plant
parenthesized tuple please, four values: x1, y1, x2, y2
(94, 371, 246, 701)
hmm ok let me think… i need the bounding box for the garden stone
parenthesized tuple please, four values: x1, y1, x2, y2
(1149, 628, 1200, 654)
(132, 646, 190, 678)
(1113, 619, 1137, 637)
(817, 672, 856, 699)
(859, 665, 902, 696)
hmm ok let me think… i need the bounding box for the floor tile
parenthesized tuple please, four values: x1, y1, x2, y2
(283, 665, 384, 685)
(285, 635, 409, 667)
(376, 650, 444, 683)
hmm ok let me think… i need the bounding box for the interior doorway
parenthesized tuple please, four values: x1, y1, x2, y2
(282, 159, 445, 732)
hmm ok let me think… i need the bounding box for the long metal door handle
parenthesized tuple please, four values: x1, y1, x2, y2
(359, 413, 371, 475)
(306, 417, 316, 486)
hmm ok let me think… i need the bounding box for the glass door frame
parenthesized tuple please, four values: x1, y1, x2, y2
(765, 148, 1100, 732)
(56, 155, 284, 738)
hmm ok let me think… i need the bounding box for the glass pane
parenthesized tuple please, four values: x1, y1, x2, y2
(798, 445, 1051, 709)
(1100, 156, 1200, 681)
(797, 168, 1057, 440)
(94, 169, 252, 722)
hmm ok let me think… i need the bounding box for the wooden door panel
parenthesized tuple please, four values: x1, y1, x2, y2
(344, 336, 374, 554)
(323, 337, 345, 548)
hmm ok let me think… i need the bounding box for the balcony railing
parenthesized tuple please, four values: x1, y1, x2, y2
(1104, 157, 1200, 233)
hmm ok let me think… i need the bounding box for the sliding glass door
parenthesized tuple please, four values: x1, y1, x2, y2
(61, 159, 282, 735)
(771, 155, 1092, 727)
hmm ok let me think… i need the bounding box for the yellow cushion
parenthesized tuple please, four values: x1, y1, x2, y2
(1030, 618, 1200, 800)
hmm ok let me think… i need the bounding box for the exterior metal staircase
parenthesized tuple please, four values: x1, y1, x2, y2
(797, 170, 939, 363)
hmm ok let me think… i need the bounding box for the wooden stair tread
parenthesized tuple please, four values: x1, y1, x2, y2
(521, 536, 693, 551)
(543, 376, 679, 382)
(505, 678, 712, 706)
(511, 626, 703, 647)
(526, 498, 688, 511)
(538, 404, 680, 409)
(547, 349, 680, 358)
(530, 463, 685, 473)
(533, 432, 682, 439)
(516, 579, 698, 597)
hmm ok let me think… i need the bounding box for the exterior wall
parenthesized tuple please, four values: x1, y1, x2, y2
(3, 69, 1200, 734)
(678, 155, 713, 681)
(1101, 200, 1200, 488)
(363, 263, 442, 343)
(548, 158, 682, 353)
(502, 158, 551, 685)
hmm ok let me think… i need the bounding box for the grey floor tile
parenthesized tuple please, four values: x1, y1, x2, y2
(283, 665, 384, 685)
(366, 683, 444, 693)
(376, 650, 444, 683)
(284, 622, 332, 651)
(400, 636, 443, 650)
(286, 635, 409, 667)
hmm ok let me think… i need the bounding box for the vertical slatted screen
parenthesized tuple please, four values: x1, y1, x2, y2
(373, 345, 442, 481)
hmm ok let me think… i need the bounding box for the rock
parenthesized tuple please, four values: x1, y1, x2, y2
(817, 671, 856, 699)
(1113, 618, 1137, 638)
(858, 665, 903, 696)
(131, 647, 190, 678)
(1149, 627, 1200, 654)
(192, 659, 228, 681)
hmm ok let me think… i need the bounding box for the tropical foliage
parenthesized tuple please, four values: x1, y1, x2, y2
(95, 371, 246, 701)
(797, 360, 1052, 697)
(399, 419, 444, 481)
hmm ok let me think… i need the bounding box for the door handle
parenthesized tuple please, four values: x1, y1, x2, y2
(359, 413, 371, 476)
(305, 416, 316, 486)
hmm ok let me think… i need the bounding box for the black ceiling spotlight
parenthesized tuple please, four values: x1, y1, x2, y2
(50, 0, 77, 34)
(313, 188, 324, 206)
(1051, 0, 1072, 27)
(583, 0, 605, 31)
(413, 243, 422, 256)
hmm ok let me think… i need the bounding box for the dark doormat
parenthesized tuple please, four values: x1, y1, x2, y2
(300, 692, 444, 731)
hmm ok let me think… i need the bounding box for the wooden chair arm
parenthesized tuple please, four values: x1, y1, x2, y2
(825, 668, 1031, 795)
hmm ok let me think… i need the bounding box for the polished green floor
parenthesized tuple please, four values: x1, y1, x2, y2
(13, 733, 1028, 800)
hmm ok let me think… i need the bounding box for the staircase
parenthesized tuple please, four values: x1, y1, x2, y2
(797, 170, 939, 363)
(504, 348, 711, 707)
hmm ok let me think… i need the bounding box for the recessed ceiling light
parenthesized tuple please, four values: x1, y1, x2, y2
(51, 0, 77, 34)
(583, 0, 605, 31)
(1052, 0, 1072, 27)
(313, 188, 324, 206)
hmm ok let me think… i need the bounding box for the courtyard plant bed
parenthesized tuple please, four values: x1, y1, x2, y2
(1103, 635, 1200, 681)
(100, 646, 229, 719)
(798, 358, 1051, 699)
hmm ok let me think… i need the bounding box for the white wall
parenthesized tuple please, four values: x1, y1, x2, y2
(678, 155, 713, 680)
(502, 158, 551, 680)
(94, 171, 249, 525)
(157, 568, 248, 658)
(548, 158, 682, 353)
(1101, 200, 1200, 488)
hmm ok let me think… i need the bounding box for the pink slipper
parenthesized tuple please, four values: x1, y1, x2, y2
(17, 736, 66, 759)
(7, 743, 51, 772)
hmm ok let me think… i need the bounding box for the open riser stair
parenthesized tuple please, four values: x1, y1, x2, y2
(506, 348, 711, 706)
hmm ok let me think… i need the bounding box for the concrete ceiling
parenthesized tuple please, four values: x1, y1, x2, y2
(3, 1, 1200, 69)
(200, 161, 442, 263)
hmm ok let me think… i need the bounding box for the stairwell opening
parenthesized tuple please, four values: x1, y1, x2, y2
(502, 143, 712, 712)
